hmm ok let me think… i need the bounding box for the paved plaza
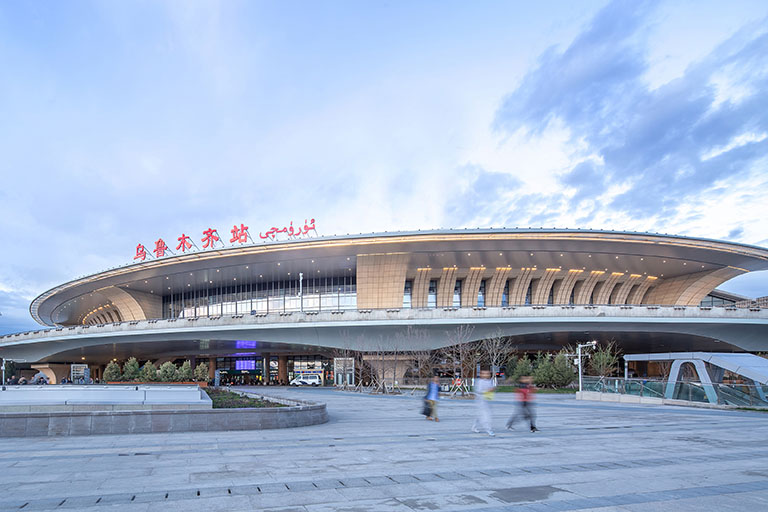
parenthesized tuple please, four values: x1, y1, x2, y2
(1, 388, 767, 511)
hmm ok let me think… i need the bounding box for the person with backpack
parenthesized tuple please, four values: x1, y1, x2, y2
(506, 376, 538, 432)
(425, 375, 440, 421)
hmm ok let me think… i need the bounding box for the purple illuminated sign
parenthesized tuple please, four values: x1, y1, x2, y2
(235, 359, 256, 370)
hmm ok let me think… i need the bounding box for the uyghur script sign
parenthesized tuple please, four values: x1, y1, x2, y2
(132, 219, 317, 262)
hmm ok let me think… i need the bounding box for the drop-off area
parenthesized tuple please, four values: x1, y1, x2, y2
(0, 387, 766, 511)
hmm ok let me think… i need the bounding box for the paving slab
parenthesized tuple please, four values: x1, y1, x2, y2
(1, 388, 768, 511)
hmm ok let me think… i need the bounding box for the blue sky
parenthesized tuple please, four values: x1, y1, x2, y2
(1, 0, 767, 334)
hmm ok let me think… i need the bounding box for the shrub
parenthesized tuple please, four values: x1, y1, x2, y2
(176, 360, 193, 381)
(139, 362, 158, 381)
(103, 361, 122, 382)
(533, 353, 554, 388)
(511, 356, 533, 382)
(551, 352, 576, 388)
(194, 362, 209, 382)
(158, 361, 178, 382)
(122, 357, 141, 381)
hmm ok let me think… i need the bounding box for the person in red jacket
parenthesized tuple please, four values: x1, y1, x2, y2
(506, 376, 538, 432)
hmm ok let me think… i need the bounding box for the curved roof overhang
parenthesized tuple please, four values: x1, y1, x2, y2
(30, 228, 768, 326)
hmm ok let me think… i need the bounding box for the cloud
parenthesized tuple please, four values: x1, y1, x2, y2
(452, 0, 768, 247)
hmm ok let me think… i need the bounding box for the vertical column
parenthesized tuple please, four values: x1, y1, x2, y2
(486, 267, 512, 307)
(531, 269, 561, 304)
(460, 267, 485, 307)
(278, 355, 288, 384)
(412, 269, 431, 308)
(208, 357, 216, 380)
(263, 353, 271, 383)
(436, 267, 458, 307)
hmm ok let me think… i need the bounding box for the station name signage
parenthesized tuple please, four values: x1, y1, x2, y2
(132, 219, 317, 262)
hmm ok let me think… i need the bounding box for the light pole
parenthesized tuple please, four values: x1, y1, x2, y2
(577, 341, 598, 392)
(299, 272, 304, 312)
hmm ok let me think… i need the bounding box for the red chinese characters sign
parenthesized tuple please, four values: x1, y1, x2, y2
(131, 219, 317, 262)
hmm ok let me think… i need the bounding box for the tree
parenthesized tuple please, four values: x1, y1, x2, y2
(446, 324, 476, 381)
(122, 357, 141, 381)
(551, 352, 576, 388)
(158, 361, 178, 382)
(103, 361, 122, 382)
(511, 356, 533, 382)
(176, 360, 193, 381)
(482, 329, 516, 381)
(139, 361, 158, 382)
(194, 362, 209, 382)
(533, 352, 554, 388)
(589, 341, 621, 377)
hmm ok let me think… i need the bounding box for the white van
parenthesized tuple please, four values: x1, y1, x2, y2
(290, 374, 322, 386)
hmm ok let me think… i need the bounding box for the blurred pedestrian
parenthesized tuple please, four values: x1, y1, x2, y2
(506, 376, 538, 432)
(426, 375, 440, 422)
(472, 370, 495, 436)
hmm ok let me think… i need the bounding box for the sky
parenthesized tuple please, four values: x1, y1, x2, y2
(1, 0, 767, 334)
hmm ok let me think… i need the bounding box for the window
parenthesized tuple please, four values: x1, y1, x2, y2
(453, 280, 462, 307)
(403, 280, 413, 308)
(428, 280, 437, 308)
(478, 280, 486, 307)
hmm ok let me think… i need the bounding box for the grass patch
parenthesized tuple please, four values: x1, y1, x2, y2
(496, 386, 577, 394)
(205, 388, 285, 408)
(736, 407, 768, 413)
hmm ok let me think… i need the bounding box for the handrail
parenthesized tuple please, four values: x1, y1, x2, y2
(3, 303, 767, 342)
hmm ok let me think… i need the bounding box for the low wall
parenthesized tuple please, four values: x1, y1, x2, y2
(0, 395, 327, 437)
(0, 385, 208, 407)
(575, 391, 764, 410)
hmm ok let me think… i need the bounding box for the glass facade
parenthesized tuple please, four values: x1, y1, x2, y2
(163, 275, 356, 318)
(403, 280, 412, 308)
(477, 280, 486, 307)
(453, 280, 462, 307)
(700, 294, 737, 307)
(427, 280, 437, 308)
(501, 280, 509, 307)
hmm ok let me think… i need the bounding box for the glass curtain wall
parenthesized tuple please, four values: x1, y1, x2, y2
(163, 275, 357, 318)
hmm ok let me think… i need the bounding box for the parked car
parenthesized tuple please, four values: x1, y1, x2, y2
(290, 374, 322, 386)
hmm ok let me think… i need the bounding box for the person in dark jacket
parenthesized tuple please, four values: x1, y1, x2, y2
(506, 376, 538, 432)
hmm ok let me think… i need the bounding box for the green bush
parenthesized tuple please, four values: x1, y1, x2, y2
(139, 362, 158, 381)
(551, 352, 576, 388)
(103, 361, 122, 382)
(510, 357, 533, 382)
(533, 353, 554, 387)
(176, 360, 193, 381)
(122, 357, 141, 381)
(194, 362, 209, 382)
(158, 361, 178, 382)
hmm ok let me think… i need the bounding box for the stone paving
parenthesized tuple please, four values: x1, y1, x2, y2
(0, 387, 767, 511)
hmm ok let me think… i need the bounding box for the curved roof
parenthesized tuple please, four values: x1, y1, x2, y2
(30, 228, 768, 326)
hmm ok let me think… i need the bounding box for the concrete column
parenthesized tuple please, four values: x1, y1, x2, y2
(263, 353, 271, 383)
(208, 358, 216, 380)
(278, 356, 288, 384)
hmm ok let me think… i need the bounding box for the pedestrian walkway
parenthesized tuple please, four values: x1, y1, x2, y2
(0, 387, 766, 511)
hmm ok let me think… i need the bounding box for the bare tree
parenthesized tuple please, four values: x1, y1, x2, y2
(588, 340, 621, 377)
(444, 324, 476, 395)
(481, 329, 516, 383)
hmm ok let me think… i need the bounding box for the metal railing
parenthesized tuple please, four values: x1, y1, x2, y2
(582, 376, 768, 407)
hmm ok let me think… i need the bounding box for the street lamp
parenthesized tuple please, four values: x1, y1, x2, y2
(577, 341, 598, 393)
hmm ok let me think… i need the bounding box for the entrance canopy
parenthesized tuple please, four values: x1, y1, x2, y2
(624, 352, 768, 385)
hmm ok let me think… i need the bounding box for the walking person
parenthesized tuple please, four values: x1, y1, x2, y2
(425, 375, 440, 422)
(506, 376, 538, 432)
(472, 370, 495, 436)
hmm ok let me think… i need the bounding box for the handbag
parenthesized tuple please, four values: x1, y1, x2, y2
(421, 399, 431, 416)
